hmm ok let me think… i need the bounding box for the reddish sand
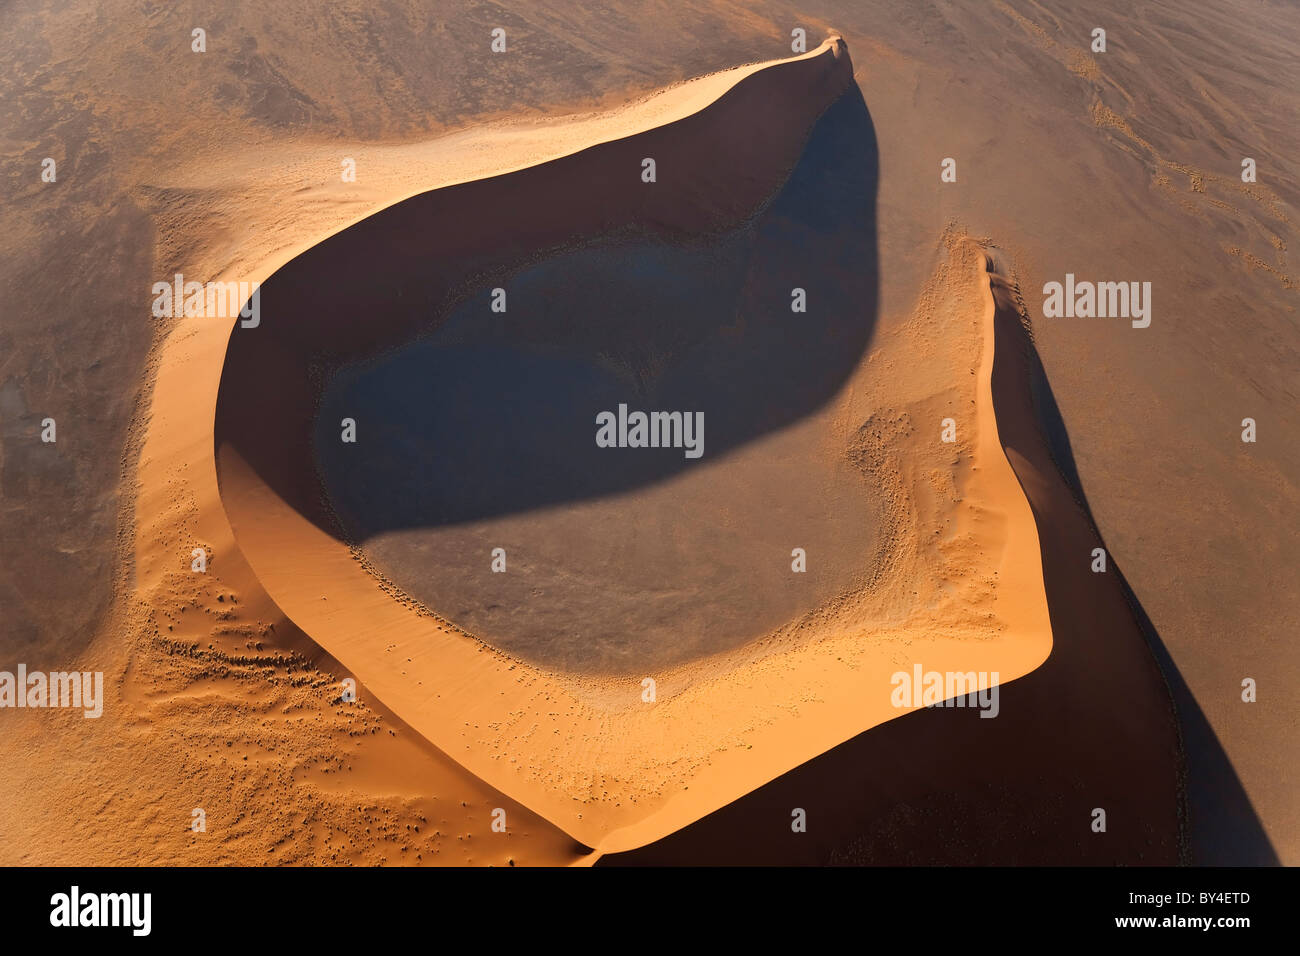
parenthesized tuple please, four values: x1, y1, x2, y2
(4, 1, 1292, 866)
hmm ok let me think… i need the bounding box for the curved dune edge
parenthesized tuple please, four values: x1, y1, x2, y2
(156, 40, 1054, 854)
(600, 238, 1186, 864)
(587, 233, 1059, 855)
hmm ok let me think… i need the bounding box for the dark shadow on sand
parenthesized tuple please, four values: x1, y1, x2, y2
(600, 256, 1277, 866)
(1027, 340, 1278, 865)
(311, 88, 879, 535)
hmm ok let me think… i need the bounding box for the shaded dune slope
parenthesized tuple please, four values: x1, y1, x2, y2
(603, 252, 1188, 865)
(314, 92, 878, 533)
(1001, 269, 1278, 867)
(216, 39, 860, 546)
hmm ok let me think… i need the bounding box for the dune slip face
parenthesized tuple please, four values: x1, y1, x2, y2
(602, 236, 1185, 864)
(202, 39, 1056, 854)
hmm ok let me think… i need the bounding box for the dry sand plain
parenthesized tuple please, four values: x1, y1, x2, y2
(0, 0, 1295, 865)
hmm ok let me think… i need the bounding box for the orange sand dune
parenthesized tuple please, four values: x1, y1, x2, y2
(199, 39, 1055, 852)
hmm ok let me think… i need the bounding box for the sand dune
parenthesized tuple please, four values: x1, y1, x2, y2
(208, 39, 1056, 853)
(5, 1, 1292, 867)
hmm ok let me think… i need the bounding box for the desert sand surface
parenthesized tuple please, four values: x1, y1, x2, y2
(1, 0, 1295, 866)
(212, 38, 1054, 852)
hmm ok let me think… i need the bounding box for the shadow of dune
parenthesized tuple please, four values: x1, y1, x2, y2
(1020, 282, 1278, 867)
(215, 41, 870, 543)
(601, 251, 1254, 866)
(1123, 582, 1279, 864)
(312, 85, 879, 532)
